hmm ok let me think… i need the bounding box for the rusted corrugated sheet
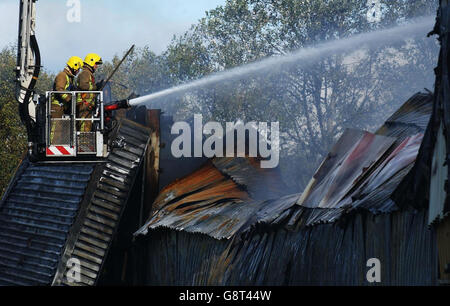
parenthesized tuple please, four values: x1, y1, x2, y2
(136, 92, 433, 239)
(347, 133, 424, 214)
(135, 156, 289, 240)
(297, 131, 426, 213)
(376, 92, 433, 140)
(293, 94, 432, 220)
(135, 158, 285, 240)
(297, 129, 396, 209)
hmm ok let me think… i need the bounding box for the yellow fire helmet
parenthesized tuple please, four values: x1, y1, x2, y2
(66, 56, 84, 71)
(84, 53, 103, 67)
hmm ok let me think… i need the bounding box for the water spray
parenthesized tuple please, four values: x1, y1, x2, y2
(128, 16, 434, 107)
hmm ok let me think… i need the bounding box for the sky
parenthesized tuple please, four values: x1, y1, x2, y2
(0, 0, 226, 72)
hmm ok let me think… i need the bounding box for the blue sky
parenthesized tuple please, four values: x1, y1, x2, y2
(0, 0, 226, 72)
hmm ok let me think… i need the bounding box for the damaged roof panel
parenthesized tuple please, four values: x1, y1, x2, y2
(296, 93, 432, 216)
(376, 92, 433, 139)
(0, 162, 94, 286)
(151, 160, 249, 213)
(297, 129, 396, 209)
(136, 93, 433, 240)
(338, 133, 424, 213)
(212, 157, 287, 200)
(359, 133, 424, 194)
(135, 157, 288, 240)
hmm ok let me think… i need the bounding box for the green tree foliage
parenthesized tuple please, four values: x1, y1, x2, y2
(0, 47, 54, 198)
(0, 47, 26, 198)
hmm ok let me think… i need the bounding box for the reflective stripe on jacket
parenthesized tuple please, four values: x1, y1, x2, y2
(51, 68, 75, 105)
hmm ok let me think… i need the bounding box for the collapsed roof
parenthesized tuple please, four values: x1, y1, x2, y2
(136, 92, 433, 240)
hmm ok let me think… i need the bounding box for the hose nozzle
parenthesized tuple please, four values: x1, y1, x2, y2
(104, 99, 130, 111)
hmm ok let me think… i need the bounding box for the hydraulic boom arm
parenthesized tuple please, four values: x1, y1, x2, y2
(15, 0, 41, 143)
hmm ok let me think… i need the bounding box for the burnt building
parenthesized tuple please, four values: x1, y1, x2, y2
(134, 93, 439, 285)
(1, 0, 450, 287)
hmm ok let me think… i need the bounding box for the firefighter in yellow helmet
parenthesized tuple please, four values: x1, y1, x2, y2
(76, 53, 103, 132)
(50, 56, 83, 143)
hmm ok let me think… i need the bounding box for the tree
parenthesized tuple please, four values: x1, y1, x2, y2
(162, 0, 439, 190)
(0, 47, 25, 198)
(0, 47, 54, 198)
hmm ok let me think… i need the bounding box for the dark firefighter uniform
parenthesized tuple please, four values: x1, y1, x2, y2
(50, 56, 83, 143)
(76, 53, 103, 132)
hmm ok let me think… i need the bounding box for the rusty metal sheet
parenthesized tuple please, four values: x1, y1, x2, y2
(376, 93, 433, 139)
(135, 159, 250, 239)
(360, 133, 423, 193)
(135, 157, 291, 240)
(137, 93, 434, 238)
(383, 93, 434, 210)
(212, 157, 288, 200)
(297, 129, 396, 209)
(341, 133, 424, 213)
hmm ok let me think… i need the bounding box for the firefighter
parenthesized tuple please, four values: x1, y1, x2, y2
(50, 56, 83, 143)
(76, 53, 103, 132)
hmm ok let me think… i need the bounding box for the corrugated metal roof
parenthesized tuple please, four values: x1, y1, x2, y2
(0, 118, 152, 286)
(135, 157, 287, 240)
(376, 92, 433, 140)
(349, 134, 423, 213)
(288, 93, 432, 224)
(296, 129, 396, 209)
(0, 162, 94, 286)
(136, 92, 433, 240)
(212, 157, 287, 201)
(52, 119, 151, 286)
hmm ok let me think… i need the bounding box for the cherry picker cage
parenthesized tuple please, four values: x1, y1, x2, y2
(44, 91, 107, 158)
